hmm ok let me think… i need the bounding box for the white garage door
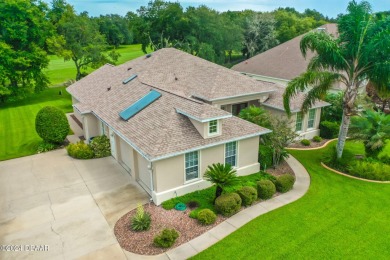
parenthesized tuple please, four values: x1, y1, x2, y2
(119, 138, 132, 173)
(137, 155, 152, 195)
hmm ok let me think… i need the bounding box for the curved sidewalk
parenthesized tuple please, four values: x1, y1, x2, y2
(123, 155, 311, 260)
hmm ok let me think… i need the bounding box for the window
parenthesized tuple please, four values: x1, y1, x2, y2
(225, 141, 237, 167)
(185, 151, 199, 181)
(295, 113, 303, 132)
(209, 120, 218, 134)
(308, 109, 316, 128)
(232, 103, 248, 116)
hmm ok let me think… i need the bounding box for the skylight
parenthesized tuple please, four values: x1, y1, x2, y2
(122, 74, 137, 84)
(119, 90, 162, 121)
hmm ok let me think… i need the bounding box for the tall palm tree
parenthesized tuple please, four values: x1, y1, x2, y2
(203, 163, 239, 200)
(349, 110, 390, 158)
(283, 1, 390, 158)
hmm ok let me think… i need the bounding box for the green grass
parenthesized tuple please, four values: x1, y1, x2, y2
(44, 44, 148, 86)
(162, 172, 273, 218)
(0, 87, 72, 161)
(192, 141, 390, 259)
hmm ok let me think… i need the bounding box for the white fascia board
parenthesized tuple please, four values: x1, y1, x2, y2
(192, 91, 275, 102)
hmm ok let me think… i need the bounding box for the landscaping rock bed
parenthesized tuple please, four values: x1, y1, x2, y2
(114, 205, 227, 255)
(114, 160, 295, 255)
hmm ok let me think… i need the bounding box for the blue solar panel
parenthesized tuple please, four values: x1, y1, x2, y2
(119, 90, 162, 121)
(122, 74, 137, 84)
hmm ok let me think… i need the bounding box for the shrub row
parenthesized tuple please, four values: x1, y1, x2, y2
(66, 136, 111, 159)
(320, 121, 340, 139)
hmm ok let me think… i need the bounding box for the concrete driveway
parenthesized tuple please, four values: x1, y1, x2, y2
(0, 149, 149, 259)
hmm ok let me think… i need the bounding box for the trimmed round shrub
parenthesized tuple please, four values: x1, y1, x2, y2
(66, 141, 94, 159)
(275, 174, 295, 193)
(35, 106, 70, 144)
(257, 180, 276, 200)
(153, 228, 179, 248)
(313, 136, 322, 142)
(237, 186, 257, 206)
(197, 209, 217, 225)
(90, 135, 111, 158)
(215, 193, 242, 217)
(320, 121, 340, 139)
(300, 139, 311, 146)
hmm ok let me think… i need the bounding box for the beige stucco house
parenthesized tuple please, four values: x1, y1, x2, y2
(67, 48, 278, 205)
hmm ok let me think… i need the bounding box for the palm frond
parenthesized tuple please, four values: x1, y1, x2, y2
(283, 71, 340, 115)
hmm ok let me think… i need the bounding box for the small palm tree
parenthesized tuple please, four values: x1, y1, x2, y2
(349, 110, 390, 158)
(204, 163, 239, 200)
(283, 1, 390, 159)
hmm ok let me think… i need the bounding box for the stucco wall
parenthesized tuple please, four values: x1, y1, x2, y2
(153, 154, 185, 193)
(71, 96, 82, 122)
(83, 114, 100, 142)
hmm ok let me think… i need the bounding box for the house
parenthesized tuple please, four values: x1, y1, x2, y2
(232, 24, 335, 138)
(67, 48, 277, 205)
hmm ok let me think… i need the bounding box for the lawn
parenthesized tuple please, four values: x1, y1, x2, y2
(192, 141, 390, 259)
(0, 87, 72, 161)
(44, 44, 148, 86)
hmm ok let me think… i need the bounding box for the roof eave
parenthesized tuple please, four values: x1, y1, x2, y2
(175, 108, 232, 123)
(150, 129, 272, 162)
(193, 90, 275, 102)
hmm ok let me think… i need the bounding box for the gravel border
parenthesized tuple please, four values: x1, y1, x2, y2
(114, 162, 294, 255)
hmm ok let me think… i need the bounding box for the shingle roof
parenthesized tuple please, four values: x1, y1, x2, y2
(232, 24, 338, 81)
(262, 85, 330, 112)
(67, 48, 272, 161)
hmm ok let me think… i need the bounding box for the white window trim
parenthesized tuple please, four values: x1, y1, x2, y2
(224, 141, 238, 168)
(295, 113, 303, 133)
(184, 150, 200, 184)
(208, 120, 219, 136)
(307, 109, 316, 129)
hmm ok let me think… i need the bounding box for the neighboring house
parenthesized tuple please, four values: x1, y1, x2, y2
(232, 24, 335, 138)
(232, 24, 339, 87)
(67, 48, 276, 205)
(262, 86, 329, 139)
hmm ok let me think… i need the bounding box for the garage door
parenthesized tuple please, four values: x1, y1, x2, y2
(118, 138, 132, 173)
(137, 155, 152, 195)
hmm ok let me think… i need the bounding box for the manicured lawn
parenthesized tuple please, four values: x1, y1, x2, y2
(44, 44, 148, 86)
(192, 141, 390, 259)
(0, 87, 72, 161)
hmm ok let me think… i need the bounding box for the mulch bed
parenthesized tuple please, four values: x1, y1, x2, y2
(288, 138, 331, 149)
(114, 161, 295, 255)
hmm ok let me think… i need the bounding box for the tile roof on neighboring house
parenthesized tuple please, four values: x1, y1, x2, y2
(67, 48, 272, 161)
(263, 85, 330, 113)
(232, 24, 339, 81)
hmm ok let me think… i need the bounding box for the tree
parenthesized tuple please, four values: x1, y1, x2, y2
(349, 110, 390, 158)
(48, 12, 119, 80)
(203, 163, 239, 200)
(243, 13, 279, 58)
(239, 106, 296, 168)
(97, 14, 133, 47)
(239, 105, 271, 128)
(283, 1, 390, 159)
(0, 0, 52, 101)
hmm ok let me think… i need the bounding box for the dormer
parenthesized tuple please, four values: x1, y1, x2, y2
(175, 104, 231, 139)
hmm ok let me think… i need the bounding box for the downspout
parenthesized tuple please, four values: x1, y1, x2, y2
(148, 162, 154, 200)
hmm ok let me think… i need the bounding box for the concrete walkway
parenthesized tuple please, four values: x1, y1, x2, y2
(123, 155, 311, 260)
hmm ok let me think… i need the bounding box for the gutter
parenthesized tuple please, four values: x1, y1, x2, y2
(192, 90, 275, 102)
